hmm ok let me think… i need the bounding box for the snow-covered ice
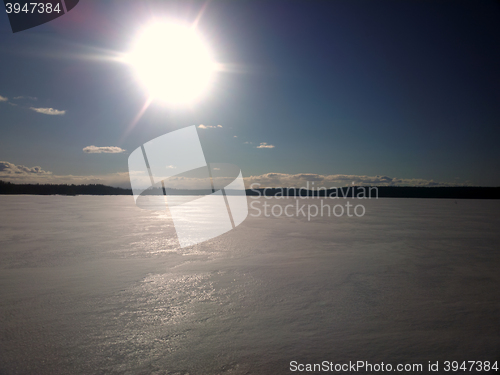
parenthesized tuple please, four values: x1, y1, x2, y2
(0, 196, 499, 374)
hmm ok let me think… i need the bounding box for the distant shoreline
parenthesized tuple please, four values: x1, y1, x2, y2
(1, 181, 499, 199)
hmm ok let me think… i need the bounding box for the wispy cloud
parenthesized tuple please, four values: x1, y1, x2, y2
(13, 96, 37, 100)
(30, 107, 66, 115)
(198, 124, 223, 129)
(0, 95, 8, 102)
(244, 141, 252, 144)
(83, 146, 126, 154)
(257, 142, 275, 149)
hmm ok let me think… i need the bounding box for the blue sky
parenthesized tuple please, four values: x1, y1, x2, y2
(1, 0, 499, 187)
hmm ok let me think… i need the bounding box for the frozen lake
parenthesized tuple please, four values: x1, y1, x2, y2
(0, 196, 499, 374)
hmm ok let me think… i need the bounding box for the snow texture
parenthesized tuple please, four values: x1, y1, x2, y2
(0, 196, 499, 374)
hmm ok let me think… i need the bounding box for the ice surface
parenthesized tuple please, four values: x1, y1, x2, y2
(0, 196, 499, 374)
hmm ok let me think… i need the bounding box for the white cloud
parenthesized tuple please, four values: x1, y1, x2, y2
(234, 135, 238, 138)
(198, 124, 222, 129)
(244, 141, 252, 144)
(30, 107, 66, 115)
(257, 142, 275, 149)
(83, 146, 126, 154)
(0, 95, 8, 102)
(0, 161, 52, 176)
(165, 165, 176, 169)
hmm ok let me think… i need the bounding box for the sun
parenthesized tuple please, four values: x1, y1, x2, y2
(126, 22, 217, 105)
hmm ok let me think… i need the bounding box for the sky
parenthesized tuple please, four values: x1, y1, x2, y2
(0, 0, 499, 188)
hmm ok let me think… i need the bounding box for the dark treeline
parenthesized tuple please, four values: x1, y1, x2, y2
(247, 187, 500, 199)
(1, 180, 499, 199)
(0, 181, 131, 195)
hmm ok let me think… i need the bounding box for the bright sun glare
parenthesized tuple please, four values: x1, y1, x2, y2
(126, 22, 216, 105)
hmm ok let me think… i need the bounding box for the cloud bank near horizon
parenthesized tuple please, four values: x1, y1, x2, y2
(0, 161, 52, 176)
(0, 161, 465, 189)
(0, 161, 129, 187)
(243, 173, 458, 188)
